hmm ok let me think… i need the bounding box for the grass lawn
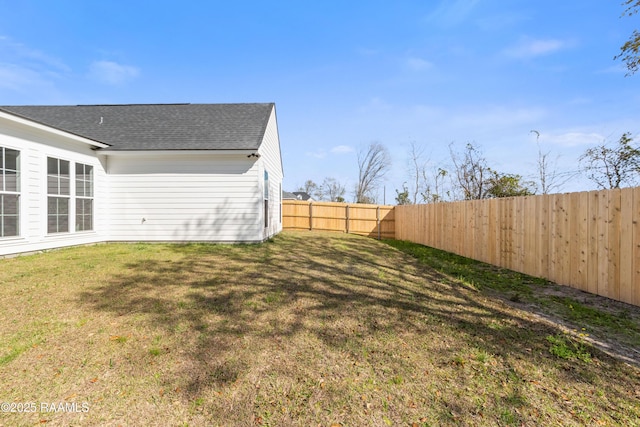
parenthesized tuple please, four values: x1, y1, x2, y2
(0, 230, 639, 426)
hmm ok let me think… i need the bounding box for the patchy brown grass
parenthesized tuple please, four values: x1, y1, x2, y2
(0, 231, 639, 426)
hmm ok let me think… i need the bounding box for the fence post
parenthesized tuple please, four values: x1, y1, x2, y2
(346, 204, 350, 234)
(377, 206, 381, 240)
(309, 202, 313, 231)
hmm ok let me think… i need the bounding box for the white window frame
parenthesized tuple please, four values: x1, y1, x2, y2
(0, 146, 20, 238)
(264, 170, 269, 228)
(75, 162, 94, 232)
(47, 157, 71, 234)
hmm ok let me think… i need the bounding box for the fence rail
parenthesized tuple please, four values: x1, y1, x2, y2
(282, 200, 395, 239)
(395, 188, 640, 307)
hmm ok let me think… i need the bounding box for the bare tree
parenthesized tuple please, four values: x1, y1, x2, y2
(531, 130, 573, 194)
(355, 142, 391, 203)
(407, 142, 427, 204)
(298, 180, 321, 200)
(321, 177, 346, 202)
(404, 142, 450, 203)
(579, 132, 640, 189)
(421, 167, 449, 203)
(449, 142, 491, 200)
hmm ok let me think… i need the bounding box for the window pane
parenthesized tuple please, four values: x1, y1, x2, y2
(87, 166, 93, 197)
(76, 163, 93, 197)
(76, 199, 94, 231)
(48, 197, 57, 212)
(76, 199, 84, 224)
(47, 157, 58, 174)
(3, 216, 18, 237)
(47, 177, 58, 194)
(5, 149, 18, 170)
(58, 198, 68, 215)
(3, 194, 18, 215)
(47, 215, 58, 234)
(59, 215, 69, 232)
(75, 164, 93, 197)
(59, 159, 69, 176)
(47, 197, 69, 233)
(76, 164, 84, 196)
(59, 177, 70, 195)
(4, 171, 17, 192)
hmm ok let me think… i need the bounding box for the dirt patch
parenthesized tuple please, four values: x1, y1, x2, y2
(517, 283, 640, 367)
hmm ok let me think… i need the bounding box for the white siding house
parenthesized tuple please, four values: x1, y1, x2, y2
(0, 103, 283, 256)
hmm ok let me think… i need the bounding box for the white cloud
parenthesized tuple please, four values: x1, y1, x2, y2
(0, 63, 43, 90)
(0, 36, 70, 73)
(357, 47, 380, 56)
(504, 38, 571, 59)
(449, 105, 548, 130)
(426, 0, 481, 27)
(331, 145, 354, 154)
(357, 97, 393, 114)
(89, 60, 140, 85)
(305, 149, 326, 159)
(406, 57, 433, 71)
(0, 62, 63, 100)
(542, 131, 605, 147)
(0, 36, 70, 98)
(476, 12, 529, 32)
(596, 64, 627, 75)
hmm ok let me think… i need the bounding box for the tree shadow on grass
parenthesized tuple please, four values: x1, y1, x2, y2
(77, 231, 640, 424)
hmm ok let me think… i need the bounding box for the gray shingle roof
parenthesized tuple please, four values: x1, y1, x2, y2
(0, 103, 274, 151)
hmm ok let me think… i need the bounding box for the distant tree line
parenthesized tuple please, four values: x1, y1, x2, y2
(395, 133, 640, 205)
(298, 142, 391, 204)
(298, 132, 640, 206)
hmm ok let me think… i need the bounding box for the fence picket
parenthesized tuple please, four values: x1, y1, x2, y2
(620, 188, 634, 304)
(634, 187, 640, 306)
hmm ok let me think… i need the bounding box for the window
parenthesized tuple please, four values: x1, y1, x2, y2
(75, 163, 93, 231)
(264, 170, 269, 228)
(0, 147, 20, 237)
(47, 157, 70, 233)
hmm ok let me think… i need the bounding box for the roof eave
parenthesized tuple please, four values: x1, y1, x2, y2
(95, 149, 262, 156)
(0, 109, 110, 149)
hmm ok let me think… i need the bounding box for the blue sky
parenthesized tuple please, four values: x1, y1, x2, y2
(1, 0, 639, 202)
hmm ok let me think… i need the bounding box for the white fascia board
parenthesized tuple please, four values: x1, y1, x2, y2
(0, 110, 110, 149)
(96, 149, 260, 157)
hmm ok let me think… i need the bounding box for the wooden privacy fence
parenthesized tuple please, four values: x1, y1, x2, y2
(395, 187, 640, 307)
(282, 200, 395, 239)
